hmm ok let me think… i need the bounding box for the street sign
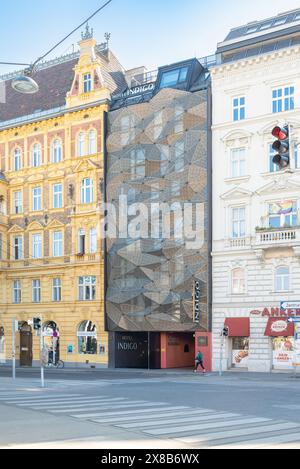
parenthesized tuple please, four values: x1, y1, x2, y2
(288, 317, 300, 323)
(281, 301, 300, 310)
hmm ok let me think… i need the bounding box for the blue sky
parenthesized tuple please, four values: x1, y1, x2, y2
(1, 0, 300, 74)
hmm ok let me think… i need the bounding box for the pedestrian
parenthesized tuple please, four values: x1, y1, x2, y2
(194, 350, 206, 374)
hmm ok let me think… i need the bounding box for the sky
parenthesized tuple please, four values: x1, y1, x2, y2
(1, 0, 300, 75)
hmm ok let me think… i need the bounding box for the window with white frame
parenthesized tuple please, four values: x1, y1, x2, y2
(131, 149, 145, 179)
(272, 87, 295, 113)
(32, 187, 42, 211)
(83, 73, 92, 93)
(53, 231, 63, 257)
(13, 191, 22, 214)
(232, 268, 246, 295)
(13, 280, 21, 304)
(13, 236, 23, 260)
(268, 201, 298, 229)
(52, 278, 62, 302)
(13, 148, 22, 171)
(81, 178, 94, 204)
(53, 183, 63, 209)
(79, 276, 96, 301)
(31, 143, 42, 167)
(230, 147, 246, 177)
(233, 97, 245, 121)
(275, 266, 290, 292)
(90, 228, 97, 254)
(32, 234, 42, 259)
(52, 139, 62, 163)
(232, 207, 246, 238)
(88, 130, 97, 155)
(77, 133, 86, 157)
(32, 279, 41, 303)
(78, 229, 86, 255)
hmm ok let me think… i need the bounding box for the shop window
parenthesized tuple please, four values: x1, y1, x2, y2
(77, 320, 97, 355)
(232, 338, 249, 368)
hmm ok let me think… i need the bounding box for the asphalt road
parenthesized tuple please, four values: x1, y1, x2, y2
(0, 368, 300, 449)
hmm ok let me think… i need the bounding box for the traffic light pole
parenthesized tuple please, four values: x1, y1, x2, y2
(39, 317, 44, 388)
(219, 332, 225, 377)
(12, 319, 16, 381)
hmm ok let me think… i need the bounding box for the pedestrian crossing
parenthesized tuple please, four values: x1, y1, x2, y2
(0, 391, 300, 448)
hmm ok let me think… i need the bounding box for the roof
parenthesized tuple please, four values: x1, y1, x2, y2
(224, 8, 300, 42)
(0, 47, 127, 125)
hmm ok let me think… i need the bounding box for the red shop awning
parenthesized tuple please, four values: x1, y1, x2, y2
(264, 318, 294, 337)
(224, 318, 250, 337)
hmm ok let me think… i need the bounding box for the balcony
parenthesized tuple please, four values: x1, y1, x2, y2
(255, 227, 300, 248)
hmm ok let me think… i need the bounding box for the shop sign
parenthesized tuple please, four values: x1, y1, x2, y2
(250, 307, 300, 318)
(193, 281, 201, 324)
(77, 332, 97, 338)
(271, 320, 289, 334)
(67, 345, 73, 354)
(113, 83, 155, 100)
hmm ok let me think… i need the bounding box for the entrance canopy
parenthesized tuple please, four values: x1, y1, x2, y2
(225, 318, 250, 337)
(265, 318, 294, 337)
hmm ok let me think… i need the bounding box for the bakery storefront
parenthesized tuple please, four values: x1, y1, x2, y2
(265, 317, 295, 371)
(225, 318, 250, 369)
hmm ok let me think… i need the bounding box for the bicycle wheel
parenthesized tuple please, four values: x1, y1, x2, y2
(57, 360, 65, 369)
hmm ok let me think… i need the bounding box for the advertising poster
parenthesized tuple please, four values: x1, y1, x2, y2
(273, 337, 294, 369)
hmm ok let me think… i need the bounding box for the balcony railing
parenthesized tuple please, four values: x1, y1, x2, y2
(256, 228, 298, 245)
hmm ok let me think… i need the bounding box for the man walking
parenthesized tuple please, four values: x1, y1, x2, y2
(194, 350, 206, 373)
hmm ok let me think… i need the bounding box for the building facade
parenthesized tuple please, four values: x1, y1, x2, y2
(0, 29, 126, 367)
(211, 9, 300, 372)
(106, 59, 212, 369)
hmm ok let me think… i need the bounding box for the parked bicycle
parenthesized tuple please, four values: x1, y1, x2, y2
(45, 360, 65, 369)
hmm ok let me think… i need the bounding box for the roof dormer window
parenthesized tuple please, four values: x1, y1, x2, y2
(83, 73, 92, 93)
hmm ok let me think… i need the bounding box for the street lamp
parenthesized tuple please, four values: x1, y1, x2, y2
(0, 0, 113, 94)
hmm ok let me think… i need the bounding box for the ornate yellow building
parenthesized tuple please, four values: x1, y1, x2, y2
(0, 28, 126, 367)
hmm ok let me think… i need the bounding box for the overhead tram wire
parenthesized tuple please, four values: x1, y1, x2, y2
(0, 0, 113, 71)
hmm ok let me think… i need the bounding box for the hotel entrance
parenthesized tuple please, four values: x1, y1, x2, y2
(19, 323, 33, 367)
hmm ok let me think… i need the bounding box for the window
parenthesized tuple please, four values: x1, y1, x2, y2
(13, 148, 22, 171)
(233, 97, 245, 121)
(13, 280, 21, 304)
(232, 207, 246, 238)
(231, 148, 246, 177)
(81, 178, 94, 204)
(52, 139, 62, 163)
(77, 321, 97, 355)
(90, 228, 97, 254)
(246, 26, 258, 34)
(32, 279, 41, 303)
(174, 105, 184, 134)
(53, 231, 63, 257)
(268, 201, 297, 228)
(77, 133, 86, 157)
(32, 187, 42, 211)
(174, 141, 185, 172)
(13, 191, 22, 214)
(232, 268, 246, 295)
(78, 229, 86, 255)
(295, 146, 299, 169)
(31, 143, 42, 167)
(274, 17, 287, 26)
(53, 183, 63, 209)
(53, 278, 61, 302)
(88, 130, 97, 155)
(275, 267, 290, 292)
(79, 276, 96, 301)
(83, 73, 92, 93)
(131, 149, 145, 179)
(260, 21, 272, 30)
(160, 67, 189, 88)
(32, 234, 42, 259)
(13, 236, 23, 260)
(272, 87, 294, 113)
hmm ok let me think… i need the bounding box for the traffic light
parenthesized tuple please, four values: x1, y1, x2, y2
(272, 125, 290, 169)
(222, 326, 229, 337)
(33, 317, 41, 331)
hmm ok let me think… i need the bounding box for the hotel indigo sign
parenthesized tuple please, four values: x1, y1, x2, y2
(193, 281, 201, 324)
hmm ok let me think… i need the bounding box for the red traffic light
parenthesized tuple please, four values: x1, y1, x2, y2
(272, 126, 289, 141)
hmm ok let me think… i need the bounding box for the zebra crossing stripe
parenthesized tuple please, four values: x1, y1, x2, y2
(21, 398, 127, 408)
(145, 416, 271, 436)
(2, 394, 83, 403)
(70, 402, 174, 418)
(217, 431, 300, 448)
(50, 401, 150, 414)
(76, 406, 188, 420)
(17, 396, 112, 406)
(100, 408, 213, 425)
(176, 422, 300, 445)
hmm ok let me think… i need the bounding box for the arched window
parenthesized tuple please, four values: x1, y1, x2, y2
(275, 266, 290, 292)
(232, 268, 245, 295)
(81, 178, 94, 204)
(77, 321, 97, 355)
(77, 132, 86, 157)
(13, 148, 22, 171)
(31, 143, 42, 167)
(88, 130, 97, 155)
(52, 139, 62, 163)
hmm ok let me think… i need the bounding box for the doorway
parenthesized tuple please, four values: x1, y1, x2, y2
(20, 323, 33, 367)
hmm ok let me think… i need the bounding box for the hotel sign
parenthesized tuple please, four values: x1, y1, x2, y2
(193, 281, 201, 324)
(113, 83, 155, 100)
